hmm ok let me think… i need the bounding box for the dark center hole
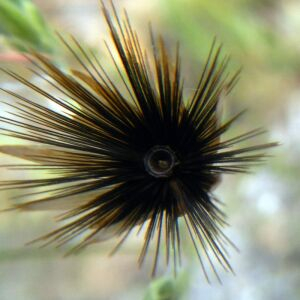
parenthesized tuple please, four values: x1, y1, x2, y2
(144, 146, 176, 178)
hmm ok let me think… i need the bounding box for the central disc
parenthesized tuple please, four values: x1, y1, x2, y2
(144, 145, 176, 178)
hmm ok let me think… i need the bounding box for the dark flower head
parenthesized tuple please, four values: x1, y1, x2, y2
(0, 1, 277, 281)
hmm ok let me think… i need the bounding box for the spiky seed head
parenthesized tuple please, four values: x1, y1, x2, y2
(0, 0, 277, 281)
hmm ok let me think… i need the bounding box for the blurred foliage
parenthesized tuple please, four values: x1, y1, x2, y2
(160, 0, 299, 71)
(143, 273, 190, 300)
(0, 0, 57, 53)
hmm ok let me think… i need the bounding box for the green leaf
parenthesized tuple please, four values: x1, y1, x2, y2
(0, 0, 57, 53)
(143, 272, 190, 300)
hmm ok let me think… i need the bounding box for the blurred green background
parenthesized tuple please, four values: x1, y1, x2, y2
(0, 0, 299, 299)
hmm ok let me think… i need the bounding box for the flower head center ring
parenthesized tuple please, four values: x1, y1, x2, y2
(144, 146, 177, 178)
